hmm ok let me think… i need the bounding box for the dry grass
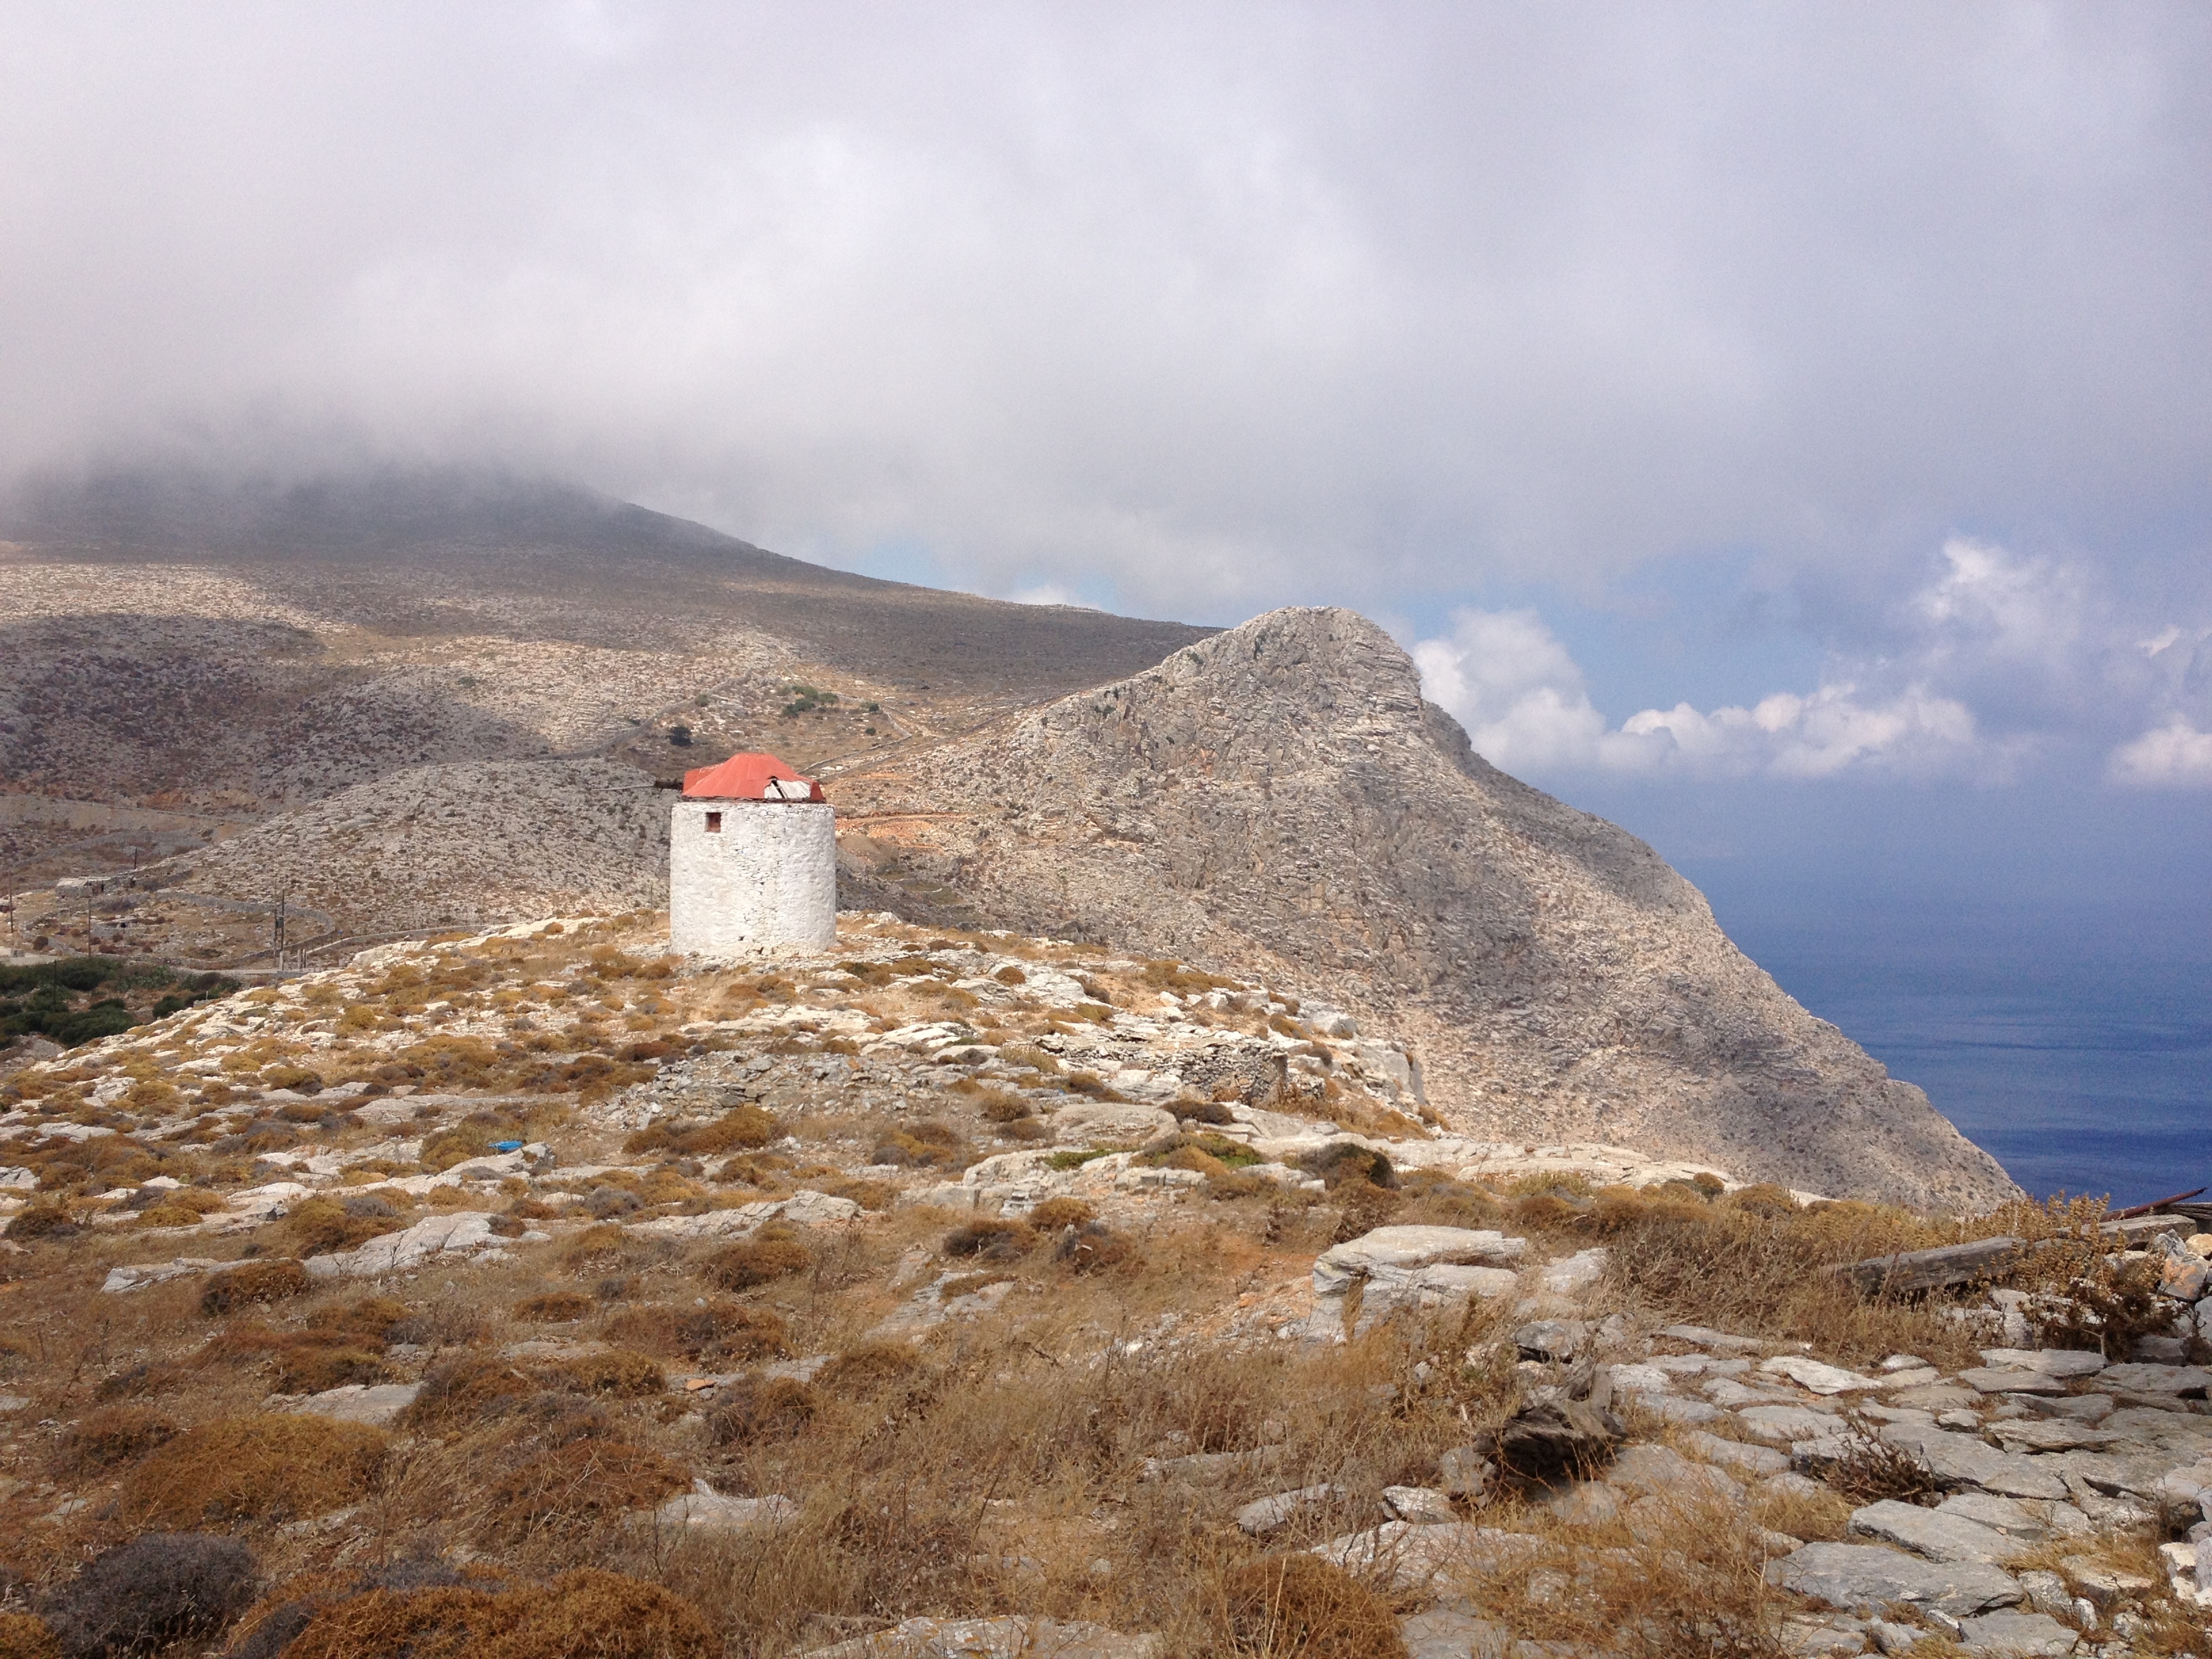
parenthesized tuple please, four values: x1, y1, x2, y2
(279, 1568, 718, 1659)
(1218, 1555, 1406, 1658)
(119, 1414, 389, 1528)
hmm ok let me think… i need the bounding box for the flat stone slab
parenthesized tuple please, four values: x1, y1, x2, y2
(1635, 1395, 1725, 1425)
(1740, 1405, 1841, 1444)
(1682, 1431, 1788, 1476)
(1761, 1356, 1883, 1395)
(1985, 1420, 2117, 1454)
(1933, 1494, 2047, 1539)
(1957, 1612, 2078, 1656)
(630, 1189, 863, 1239)
(99, 1256, 224, 1294)
(1312, 1227, 1527, 1297)
(1310, 1522, 1544, 1593)
(303, 1212, 504, 1278)
(1958, 1368, 2066, 1396)
(1770, 1542, 2023, 1618)
(635, 1491, 799, 1537)
(2097, 1363, 2211, 1396)
(798, 1618, 1162, 1658)
(276, 1382, 422, 1427)
(1847, 1499, 2032, 1564)
(1235, 1484, 1345, 1538)
(1878, 1425, 2069, 1500)
(1978, 1349, 2106, 1379)
(1608, 1443, 1742, 1502)
(1397, 1607, 1511, 1659)
(1048, 1102, 1179, 1145)
(1660, 1324, 1765, 1353)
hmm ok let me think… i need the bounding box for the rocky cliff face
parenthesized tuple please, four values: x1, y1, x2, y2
(830, 607, 2020, 1212)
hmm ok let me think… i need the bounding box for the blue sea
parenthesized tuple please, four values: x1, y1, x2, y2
(1706, 897, 2211, 1208)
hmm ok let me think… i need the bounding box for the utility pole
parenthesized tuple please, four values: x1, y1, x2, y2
(272, 892, 287, 970)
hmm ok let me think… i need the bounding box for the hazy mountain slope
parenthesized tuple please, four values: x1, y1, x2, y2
(827, 607, 2020, 1212)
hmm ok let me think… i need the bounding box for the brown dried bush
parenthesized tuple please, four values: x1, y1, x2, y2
(280, 1199, 406, 1259)
(706, 1375, 819, 1446)
(54, 1405, 177, 1474)
(699, 1233, 813, 1291)
(404, 1355, 537, 1431)
(1822, 1429, 1944, 1506)
(815, 1340, 935, 1400)
(605, 1301, 788, 1364)
(558, 1223, 672, 1277)
(477, 1439, 689, 1547)
(817, 1176, 895, 1211)
(1054, 1221, 1133, 1275)
(282, 1568, 716, 1659)
(199, 1258, 312, 1315)
(514, 1290, 596, 1324)
(622, 1104, 777, 1158)
(0, 1612, 59, 1659)
(1219, 1554, 1407, 1659)
(307, 1294, 410, 1345)
(942, 1218, 1034, 1261)
(120, 1414, 388, 1527)
(1026, 1197, 1096, 1231)
(272, 1342, 392, 1395)
(546, 1349, 665, 1398)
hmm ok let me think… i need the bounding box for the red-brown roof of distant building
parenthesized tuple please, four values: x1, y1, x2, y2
(680, 753, 825, 802)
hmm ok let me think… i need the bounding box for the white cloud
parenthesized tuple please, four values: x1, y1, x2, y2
(2109, 719, 2212, 787)
(1006, 584, 1097, 609)
(1416, 535, 2209, 783)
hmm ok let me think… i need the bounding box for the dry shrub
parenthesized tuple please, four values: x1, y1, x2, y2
(1027, 1197, 1096, 1231)
(1586, 1186, 1975, 1366)
(308, 1294, 410, 1345)
(706, 1376, 819, 1446)
(815, 1340, 934, 1400)
(965, 1086, 1034, 1124)
(623, 1104, 777, 1158)
(199, 1258, 312, 1315)
(560, 1223, 670, 1277)
(282, 1569, 716, 1659)
(515, 1290, 596, 1324)
(605, 1301, 788, 1364)
(816, 1176, 894, 1212)
(699, 1231, 813, 1291)
(272, 1343, 391, 1395)
(280, 1199, 406, 1259)
(942, 1218, 1034, 1261)
(0, 1613, 58, 1659)
(548, 1349, 666, 1398)
(1219, 1554, 1406, 1659)
(1822, 1428, 1944, 1506)
(869, 1121, 968, 1168)
(43, 1532, 258, 1658)
(405, 1355, 537, 1431)
(478, 1439, 689, 1547)
(1055, 1221, 1134, 1275)
(1754, 1480, 1853, 1544)
(1305, 1143, 1397, 1189)
(54, 1405, 177, 1475)
(0, 1205, 73, 1243)
(94, 1362, 183, 1402)
(121, 1414, 388, 1527)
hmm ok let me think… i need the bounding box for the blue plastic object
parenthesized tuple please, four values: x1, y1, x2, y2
(491, 1140, 524, 1153)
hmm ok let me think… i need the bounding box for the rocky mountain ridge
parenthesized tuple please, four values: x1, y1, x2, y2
(828, 607, 2018, 1213)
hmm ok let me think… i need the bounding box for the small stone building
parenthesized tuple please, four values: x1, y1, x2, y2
(668, 753, 836, 958)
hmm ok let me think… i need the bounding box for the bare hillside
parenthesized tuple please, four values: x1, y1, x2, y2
(825, 607, 2020, 1212)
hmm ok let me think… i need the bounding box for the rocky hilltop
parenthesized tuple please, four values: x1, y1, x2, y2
(830, 608, 2018, 1214)
(3, 473, 2018, 1210)
(0, 914, 2203, 1658)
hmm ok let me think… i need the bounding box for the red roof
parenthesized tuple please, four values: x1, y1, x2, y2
(680, 752, 825, 802)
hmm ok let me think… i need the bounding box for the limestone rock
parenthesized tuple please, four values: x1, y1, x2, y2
(277, 1382, 422, 1427)
(1234, 1485, 1344, 1538)
(1761, 1356, 1883, 1395)
(1310, 1521, 1543, 1593)
(636, 1489, 800, 1538)
(1875, 1426, 2068, 1500)
(798, 1617, 1162, 1658)
(1954, 1612, 2078, 1656)
(1770, 1542, 2024, 1618)
(1847, 1500, 2032, 1564)
(1381, 1486, 1457, 1525)
(302, 1211, 504, 1278)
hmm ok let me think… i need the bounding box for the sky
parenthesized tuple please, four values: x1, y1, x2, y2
(3, 5, 2209, 954)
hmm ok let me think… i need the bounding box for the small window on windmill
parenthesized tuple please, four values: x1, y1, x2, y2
(705, 811, 723, 833)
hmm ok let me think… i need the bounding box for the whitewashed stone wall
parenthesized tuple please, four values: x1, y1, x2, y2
(669, 798, 836, 958)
